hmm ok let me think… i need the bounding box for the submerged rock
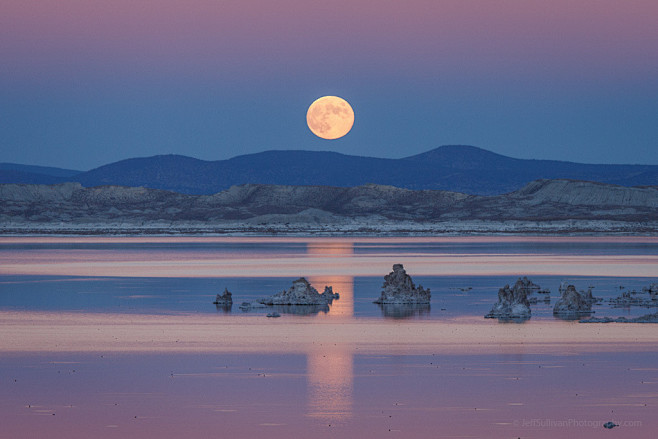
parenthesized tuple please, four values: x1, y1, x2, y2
(643, 283, 658, 300)
(610, 287, 658, 308)
(238, 301, 268, 311)
(553, 283, 596, 319)
(373, 264, 430, 304)
(527, 295, 551, 304)
(485, 278, 532, 320)
(258, 277, 339, 306)
(239, 302, 329, 316)
(610, 290, 646, 306)
(213, 288, 233, 306)
(580, 312, 658, 323)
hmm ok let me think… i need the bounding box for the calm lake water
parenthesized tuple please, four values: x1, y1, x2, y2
(2, 236, 658, 319)
(1, 236, 657, 438)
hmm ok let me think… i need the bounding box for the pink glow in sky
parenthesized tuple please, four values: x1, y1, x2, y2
(3, 0, 657, 82)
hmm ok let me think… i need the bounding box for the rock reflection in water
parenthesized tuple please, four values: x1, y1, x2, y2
(214, 304, 232, 314)
(377, 303, 431, 319)
(238, 303, 330, 316)
(272, 304, 330, 316)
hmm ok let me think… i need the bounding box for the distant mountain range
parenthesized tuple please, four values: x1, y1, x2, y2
(3, 145, 658, 195)
(0, 163, 81, 185)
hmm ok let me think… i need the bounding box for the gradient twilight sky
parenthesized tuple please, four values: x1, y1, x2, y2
(1, 0, 657, 170)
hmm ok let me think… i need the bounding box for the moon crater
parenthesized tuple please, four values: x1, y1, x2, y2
(306, 96, 354, 140)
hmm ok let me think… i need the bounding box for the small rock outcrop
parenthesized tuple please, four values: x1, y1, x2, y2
(258, 278, 339, 306)
(213, 288, 233, 306)
(321, 286, 340, 302)
(580, 312, 658, 323)
(485, 278, 532, 320)
(611, 285, 658, 308)
(609, 290, 656, 307)
(238, 301, 268, 311)
(553, 283, 595, 319)
(373, 264, 430, 304)
(643, 283, 658, 300)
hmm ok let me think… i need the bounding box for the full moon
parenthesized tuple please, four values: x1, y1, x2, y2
(306, 96, 354, 140)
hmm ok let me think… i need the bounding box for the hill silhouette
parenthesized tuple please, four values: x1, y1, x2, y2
(3, 145, 657, 195)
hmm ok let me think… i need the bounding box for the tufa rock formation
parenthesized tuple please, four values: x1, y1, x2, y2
(518, 276, 541, 293)
(213, 288, 233, 306)
(553, 283, 597, 319)
(373, 264, 430, 304)
(258, 278, 339, 306)
(516, 276, 550, 304)
(485, 278, 533, 320)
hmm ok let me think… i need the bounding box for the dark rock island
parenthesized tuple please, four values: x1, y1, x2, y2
(213, 288, 233, 306)
(258, 278, 339, 306)
(374, 264, 431, 304)
(485, 278, 535, 320)
(553, 283, 598, 319)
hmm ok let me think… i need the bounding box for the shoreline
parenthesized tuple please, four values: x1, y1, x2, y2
(2, 220, 658, 237)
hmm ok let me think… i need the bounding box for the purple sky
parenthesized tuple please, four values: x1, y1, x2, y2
(2, 0, 657, 169)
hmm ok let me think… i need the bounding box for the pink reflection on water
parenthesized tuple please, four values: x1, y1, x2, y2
(2, 236, 658, 278)
(1, 347, 656, 439)
(2, 253, 657, 277)
(307, 241, 355, 318)
(3, 312, 658, 356)
(306, 345, 354, 423)
(2, 296, 658, 438)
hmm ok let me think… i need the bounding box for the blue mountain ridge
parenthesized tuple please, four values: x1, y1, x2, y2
(0, 163, 82, 185)
(3, 145, 657, 195)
